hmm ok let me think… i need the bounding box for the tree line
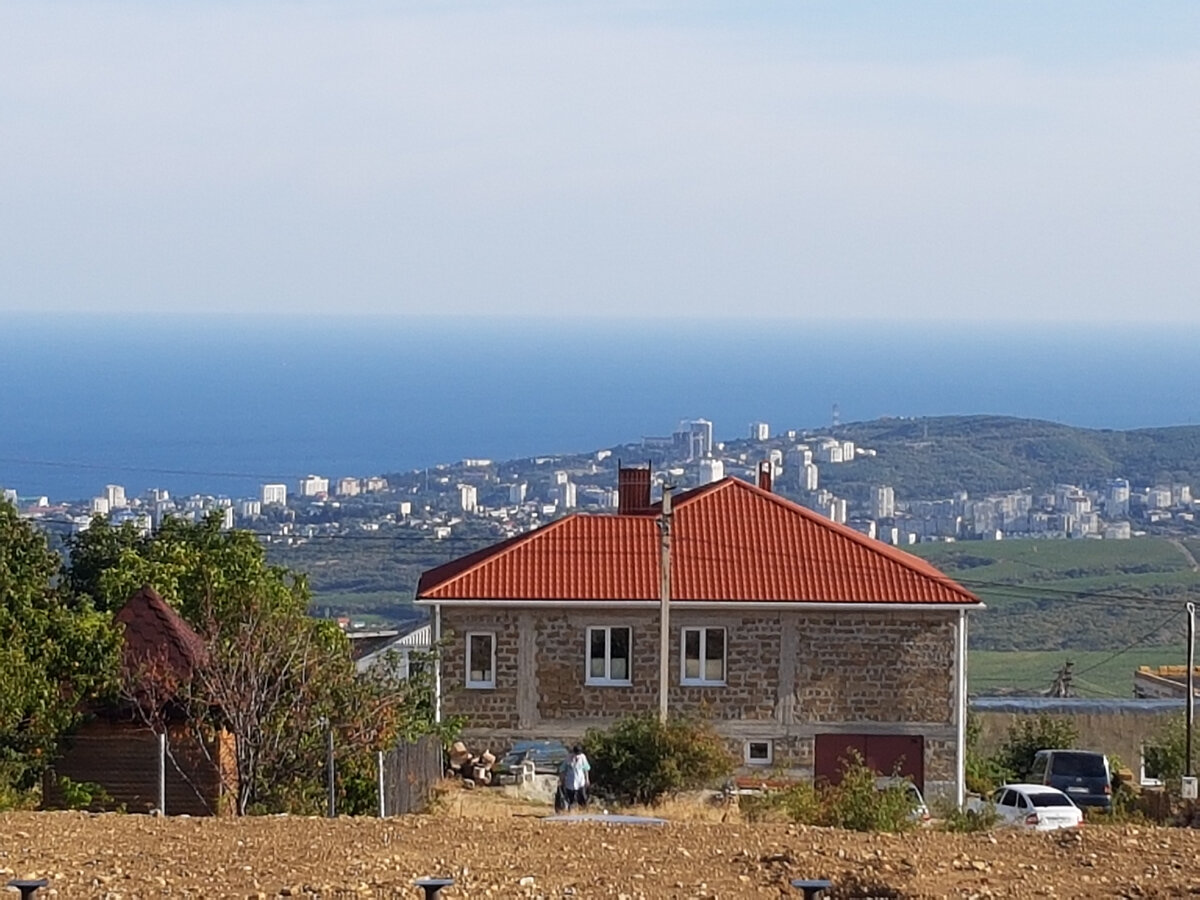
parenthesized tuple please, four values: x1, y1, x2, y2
(0, 500, 447, 814)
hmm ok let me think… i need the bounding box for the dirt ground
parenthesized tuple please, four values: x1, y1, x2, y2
(2, 807, 1198, 899)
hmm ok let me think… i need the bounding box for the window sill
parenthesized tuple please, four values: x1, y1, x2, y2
(681, 679, 726, 688)
(585, 679, 632, 688)
(465, 682, 496, 690)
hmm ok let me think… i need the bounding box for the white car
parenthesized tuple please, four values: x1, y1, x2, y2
(972, 783, 1084, 831)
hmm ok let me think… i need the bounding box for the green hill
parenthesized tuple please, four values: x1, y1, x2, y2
(813, 415, 1200, 500)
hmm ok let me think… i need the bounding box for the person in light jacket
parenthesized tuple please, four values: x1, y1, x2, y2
(556, 745, 590, 813)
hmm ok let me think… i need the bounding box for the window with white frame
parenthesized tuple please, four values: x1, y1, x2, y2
(745, 740, 773, 766)
(681, 626, 726, 685)
(587, 626, 632, 685)
(465, 632, 496, 688)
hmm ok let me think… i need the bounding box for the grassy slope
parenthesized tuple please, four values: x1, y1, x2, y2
(909, 537, 1200, 695)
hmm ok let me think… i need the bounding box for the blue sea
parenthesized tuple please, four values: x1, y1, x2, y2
(3, 314, 1200, 503)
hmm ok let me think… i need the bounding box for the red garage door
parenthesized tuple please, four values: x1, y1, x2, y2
(814, 733, 924, 791)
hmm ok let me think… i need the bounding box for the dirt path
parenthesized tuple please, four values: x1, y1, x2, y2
(1168, 538, 1200, 573)
(2, 811, 1199, 898)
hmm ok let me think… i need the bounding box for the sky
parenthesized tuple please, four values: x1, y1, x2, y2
(2, 2, 1199, 323)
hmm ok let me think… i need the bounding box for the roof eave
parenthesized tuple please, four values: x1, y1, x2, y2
(415, 597, 984, 611)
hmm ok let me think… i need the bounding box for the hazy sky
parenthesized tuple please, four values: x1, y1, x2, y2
(3, 2, 1199, 322)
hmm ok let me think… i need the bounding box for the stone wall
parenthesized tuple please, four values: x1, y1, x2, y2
(440, 608, 522, 730)
(438, 604, 962, 789)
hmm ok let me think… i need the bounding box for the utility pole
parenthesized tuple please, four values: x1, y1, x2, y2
(1188, 602, 1195, 781)
(658, 486, 673, 724)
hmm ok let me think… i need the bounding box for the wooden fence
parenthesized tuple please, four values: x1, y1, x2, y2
(381, 736, 443, 815)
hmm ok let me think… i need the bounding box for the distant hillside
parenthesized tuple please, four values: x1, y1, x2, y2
(812, 416, 1200, 500)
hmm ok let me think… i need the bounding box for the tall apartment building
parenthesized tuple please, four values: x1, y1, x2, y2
(239, 499, 262, 519)
(509, 482, 528, 505)
(298, 475, 329, 497)
(104, 484, 127, 509)
(749, 421, 770, 441)
(555, 481, 577, 509)
(871, 485, 895, 520)
(786, 446, 813, 470)
(677, 418, 714, 461)
(336, 477, 361, 497)
(800, 463, 819, 492)
(262, 483, 288, 506)
(459, 484, 478, 513)
(815, 439, 843, 464)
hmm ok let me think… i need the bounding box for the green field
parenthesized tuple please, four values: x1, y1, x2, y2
(969, 645, 1188, 698)
(909, 536, 1200, 653)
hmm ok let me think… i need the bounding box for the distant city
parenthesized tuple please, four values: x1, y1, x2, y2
(4, 417, 1197, 552)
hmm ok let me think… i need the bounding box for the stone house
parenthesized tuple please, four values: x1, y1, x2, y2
(416, 468, 982, 802)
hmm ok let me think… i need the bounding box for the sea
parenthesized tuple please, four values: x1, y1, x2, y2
(3, 314, 1200, 503)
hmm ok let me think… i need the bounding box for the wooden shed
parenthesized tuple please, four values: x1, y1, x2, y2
(44, 587, 237, 815)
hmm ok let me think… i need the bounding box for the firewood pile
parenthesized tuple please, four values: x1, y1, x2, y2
(447, 740, 496, 786)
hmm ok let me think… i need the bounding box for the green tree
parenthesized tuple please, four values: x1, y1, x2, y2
(991, 713, 1078, 782)
(0, 501, 120, 800)
(1143, 715, 1187, 797)
(64, 516, 147, 612)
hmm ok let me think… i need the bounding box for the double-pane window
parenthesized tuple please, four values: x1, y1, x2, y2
(466, 632, 495, 688)
(682, 626, 725, 685)
(587, 626, 632, 685)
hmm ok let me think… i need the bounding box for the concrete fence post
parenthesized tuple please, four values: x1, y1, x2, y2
(157, 731, 166, 816)
(377, 750, 386, 818)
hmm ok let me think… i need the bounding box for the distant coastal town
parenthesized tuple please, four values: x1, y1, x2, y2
(5, 416, 1197, 552)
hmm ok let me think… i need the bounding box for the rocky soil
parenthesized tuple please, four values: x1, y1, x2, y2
(1, 811, 1198, 899)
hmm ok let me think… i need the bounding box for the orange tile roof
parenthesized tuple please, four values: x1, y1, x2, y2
(417, 478, 979, 605)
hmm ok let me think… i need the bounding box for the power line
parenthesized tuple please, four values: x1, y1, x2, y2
(1071, 608, 1187, 679)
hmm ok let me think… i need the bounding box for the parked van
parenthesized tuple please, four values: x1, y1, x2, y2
(1029, 750, 1111, 811)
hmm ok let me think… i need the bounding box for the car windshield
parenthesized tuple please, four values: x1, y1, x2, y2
(1028, 793, 1074, 808)
(1051, 752, 1107, 777)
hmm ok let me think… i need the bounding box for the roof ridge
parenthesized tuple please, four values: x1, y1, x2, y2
(687, 477, 978, 603)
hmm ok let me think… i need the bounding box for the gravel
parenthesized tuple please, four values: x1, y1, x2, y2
(2, 812, 1198, 898)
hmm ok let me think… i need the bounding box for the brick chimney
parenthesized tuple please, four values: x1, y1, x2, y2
(618, 465, 653, 514)
(757, 460, 772, 493)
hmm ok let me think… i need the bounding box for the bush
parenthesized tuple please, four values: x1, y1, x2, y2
(583, 714, 735, 805)
(742, 752, 918, 833)
(939, 801, 999, 833)
(1142, 715, 1186, 798)
(964, 712, 1006, 795)
(823, 751, 917, 833)
(991, 714, 1078, 782)
(740, 780, 822, 824)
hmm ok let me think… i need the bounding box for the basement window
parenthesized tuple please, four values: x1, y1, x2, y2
(681, 626, 726, 685)
(586, 626, 632, 685)
(745, 741, 773, 767)
(465, 632, 496, 689)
